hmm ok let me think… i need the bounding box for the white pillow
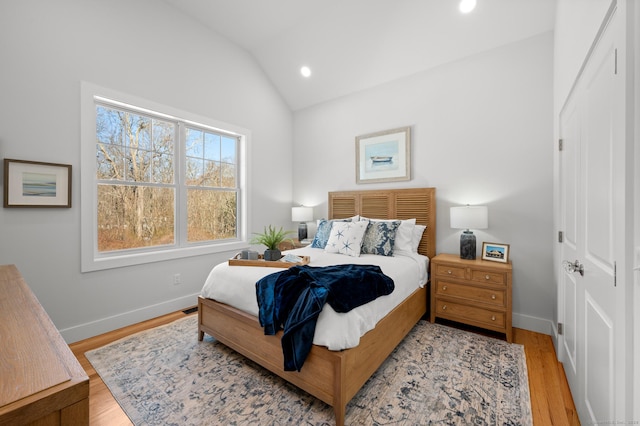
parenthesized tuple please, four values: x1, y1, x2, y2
(324, 221, 368, 257)
(317, 215, 359, 225)
(361, 217, 416, 254)
(412, 224, 427, 252)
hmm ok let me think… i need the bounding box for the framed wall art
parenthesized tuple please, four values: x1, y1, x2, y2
(355, 126, 411, 184)
(482, 242, 510, 263)
(3, 159, 72, 208)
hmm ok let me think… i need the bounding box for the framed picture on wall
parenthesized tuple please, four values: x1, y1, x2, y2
(482, 242, 510, 263)
(3, 159, 72, 208)
(355, 126, 411, 184)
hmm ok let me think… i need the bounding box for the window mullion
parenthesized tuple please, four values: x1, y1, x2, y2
(176, 122, 187, 246)
(235, 135, 242, 240)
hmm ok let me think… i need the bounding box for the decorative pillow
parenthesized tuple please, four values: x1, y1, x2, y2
(411, 224, 427, 252)
(311, 218, 351, 248)
(361, 220, 400, 256)
(318, 215, 359, 224)
(324, 221, 368, 257)
(360, 217, 416, 254)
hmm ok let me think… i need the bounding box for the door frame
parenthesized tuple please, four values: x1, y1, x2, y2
(633, 0, 639, 421)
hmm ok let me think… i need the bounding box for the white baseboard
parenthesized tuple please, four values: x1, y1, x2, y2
(513, 312, 555, 336)
(61, 296, 558, 345)
(60, 293, 199, 344)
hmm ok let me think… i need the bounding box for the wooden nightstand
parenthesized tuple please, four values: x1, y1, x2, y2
(430, 253, 513, 342)
(279, 239, 311, 250)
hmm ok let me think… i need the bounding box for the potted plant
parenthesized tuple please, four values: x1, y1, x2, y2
(250, 225, 294, 261)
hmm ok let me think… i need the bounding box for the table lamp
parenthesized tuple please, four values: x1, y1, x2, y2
(450, 205, 488, 260)
(292, 206, 313, 241)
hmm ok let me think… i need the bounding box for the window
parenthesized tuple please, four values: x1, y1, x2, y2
(95, 104, 177, 252)
(184, 127, 238, 243)
(81, 83, 250, 272)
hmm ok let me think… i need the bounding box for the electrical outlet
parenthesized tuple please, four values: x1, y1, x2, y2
(173, 273, 181, 285)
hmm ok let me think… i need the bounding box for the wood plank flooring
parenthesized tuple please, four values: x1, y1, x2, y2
(69, 309, 580, 425)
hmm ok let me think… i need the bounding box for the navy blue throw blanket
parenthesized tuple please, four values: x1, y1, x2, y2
(255, 264, 394, 372)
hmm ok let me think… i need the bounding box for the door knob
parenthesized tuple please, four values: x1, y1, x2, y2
(563, 260, 584, 276)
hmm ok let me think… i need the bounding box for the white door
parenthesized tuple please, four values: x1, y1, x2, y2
(558, 8, 626, 423)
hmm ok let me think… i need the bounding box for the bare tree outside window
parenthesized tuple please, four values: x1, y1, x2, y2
(185, 126, 237, 242)
(95, 103, 238, 253)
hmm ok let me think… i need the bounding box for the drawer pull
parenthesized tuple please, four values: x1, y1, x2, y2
(447, 270, 453, 275)
(442, 305, 447, 310)
(485, 274, 490, 280)
(491, 315, 496, 321)
(442, 286, 447, 291)
(491, 294, 496, 300)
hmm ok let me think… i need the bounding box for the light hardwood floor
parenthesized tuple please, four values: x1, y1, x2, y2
(69, 309, 580, 425)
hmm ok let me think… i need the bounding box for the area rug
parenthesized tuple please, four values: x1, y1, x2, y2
(86, 315, 532, 425)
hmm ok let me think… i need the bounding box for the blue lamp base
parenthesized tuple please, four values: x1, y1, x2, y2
(298, 222, 308, 241)
(460, 230, 476, 260)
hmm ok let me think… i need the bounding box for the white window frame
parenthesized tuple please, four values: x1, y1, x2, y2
(80, 82, 250, 272)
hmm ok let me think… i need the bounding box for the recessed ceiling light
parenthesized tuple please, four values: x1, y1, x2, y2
(300, 66, 311, 78)
(459, 0, 477, 13)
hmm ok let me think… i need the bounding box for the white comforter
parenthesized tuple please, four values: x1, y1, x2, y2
(200, 246, 429, 351)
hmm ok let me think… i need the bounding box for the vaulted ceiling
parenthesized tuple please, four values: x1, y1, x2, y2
(162, 0, 557, 111)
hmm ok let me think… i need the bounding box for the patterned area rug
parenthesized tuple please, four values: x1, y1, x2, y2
(86, 315, 532, 425)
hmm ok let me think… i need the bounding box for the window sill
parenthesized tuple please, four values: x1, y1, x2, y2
(81, 240, 247, 272)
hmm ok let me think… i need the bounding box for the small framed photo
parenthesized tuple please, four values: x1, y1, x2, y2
(3, 159, 72, 208)
(482, 242, 510, 263)
(356, 126, 411, 184)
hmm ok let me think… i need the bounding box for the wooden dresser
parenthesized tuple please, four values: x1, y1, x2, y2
(0, 265, 89, 425)
(430, 253, 513, 342)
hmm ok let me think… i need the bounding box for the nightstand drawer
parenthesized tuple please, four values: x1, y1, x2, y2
(434, 300, 506, 328)
(434, 264, 466, 279)
(435, 281, 505, 307)
(470, 269, 505, 285)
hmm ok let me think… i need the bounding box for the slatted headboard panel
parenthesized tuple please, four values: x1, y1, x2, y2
(328, 187, 436, 259)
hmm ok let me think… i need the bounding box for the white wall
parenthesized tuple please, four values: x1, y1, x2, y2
(0, 0, 293, 342)
(293, 33, 555, 333)
(0, 0, 563, 341)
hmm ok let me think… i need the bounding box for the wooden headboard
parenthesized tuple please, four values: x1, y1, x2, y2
(328, 187, 436, 259)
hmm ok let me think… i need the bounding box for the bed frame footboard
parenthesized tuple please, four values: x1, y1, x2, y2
(198, 285, 426, 426)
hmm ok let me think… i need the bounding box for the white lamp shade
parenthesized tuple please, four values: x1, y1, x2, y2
(450, 205, 488, 230)
(292, 206, 313, 222)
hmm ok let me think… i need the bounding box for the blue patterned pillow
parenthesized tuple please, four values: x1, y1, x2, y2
(310, 218, 351, 249)
(361, 220, 401, 256)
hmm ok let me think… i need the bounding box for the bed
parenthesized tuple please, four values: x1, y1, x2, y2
(198, 187, 436, 425)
